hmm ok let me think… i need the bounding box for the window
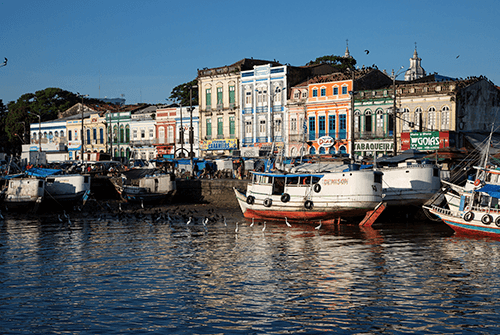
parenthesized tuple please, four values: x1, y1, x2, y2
(319, 115, 326, 137)
(259, 119, 266, 135)
(159, 127, 165, 143)
(133, 129, 138, 139)
(291, 117, 297, 132)
(68, 130, 72, 141)
(339, 115, 346, 139)
(93, 128, 97, 143)
(320, 88, 326, 96)
(245, 121, 252, 135)
(229, 86, 235, 105)
(402, 109, 410, 131)
(217, 87, 223, 107)
(167, 126, 174, 143)
(441, 106, 450, 130)
(149, 128, 154, 138)
(376, 111, 384, 130)
(275, 119, 282, 135)
(217, 117, 223, 136)
(365, 111, 372, 132)
(309, 116, 316, 140)
(54, 131, 59, 137)
(312, 89, 318, 97)
(354, 111, 360, 133)
(294, 92, 299, 99)
(302, 92, 307, 98)
(86, 129, 90, 144)
(245, 91, 252, 105)
(206, 119, 212, 137)
(342, 86, 348, 95)
(205, 88, 212, 108)
(75, 130, 78, 141)
(428, 106, 436, 130)
(120, 126, 124, 142)
(333, 87, 339, 95)
(229, 116, 235, 136)
(329, 115, 336, 137)
(141, 129, 145, 138)
(414, 107, 422, 130)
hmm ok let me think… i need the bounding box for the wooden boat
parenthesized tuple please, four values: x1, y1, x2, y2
(234, 162, 385, 224)
(424, 129, 500, 237)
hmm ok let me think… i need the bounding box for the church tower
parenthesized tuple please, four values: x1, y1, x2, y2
(404, 44, 426, 81)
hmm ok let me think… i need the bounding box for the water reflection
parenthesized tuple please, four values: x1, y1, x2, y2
(1, 214, 499, 333)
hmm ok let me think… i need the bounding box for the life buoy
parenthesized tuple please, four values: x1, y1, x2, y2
(463, 211, 474, 222)
(263, 198, 272, 207)
(246, 195, 255, 205)
(313, 183, 321, 193)
(304, 200, 314, 210)
(495, 216, 500, 227)
(474, 179, 481, 187)
(482, 214, 493, 225)
(281, 193, 290, 203)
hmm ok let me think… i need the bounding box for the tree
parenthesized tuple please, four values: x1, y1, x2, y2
(5, 88, 80, 143)
(169, 79, 199, 106)
(306, 55, 357, 72)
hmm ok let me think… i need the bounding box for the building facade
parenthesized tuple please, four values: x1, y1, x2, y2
(129, 106, 157, 160)
(105, 110, 131, 161)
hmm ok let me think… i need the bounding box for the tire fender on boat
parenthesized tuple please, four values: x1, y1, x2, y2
(246, 195, 255, 205)
(263, 198, 272, 207)
(495, 216, 500, 227)
(281, 193, 290, 203)
(463, 211, 474, 222)
(313, 183, 321, 193)
(304, 200, 314, 210)
(482, 214, 493, 225)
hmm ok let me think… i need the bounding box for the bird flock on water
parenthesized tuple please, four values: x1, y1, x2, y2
(0, 201, 327, 234)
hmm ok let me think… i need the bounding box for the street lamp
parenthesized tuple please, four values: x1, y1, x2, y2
(391, 66, 405, 155)
(77, 93, 88, 162)
(28, 111, 42, 153)
(189, 85, 198, 173)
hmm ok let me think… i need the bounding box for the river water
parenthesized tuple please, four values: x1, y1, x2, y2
(1, 212, 500, 334)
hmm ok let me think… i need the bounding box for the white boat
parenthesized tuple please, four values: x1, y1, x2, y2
(374, 151, 441, 207)
(377, 159, 441, 206)
(26, 168, 91, 205)
(234, 162, 385, 224)
(2, 176, 45, 210)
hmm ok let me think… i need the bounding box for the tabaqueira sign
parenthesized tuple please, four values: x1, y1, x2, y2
(317, 136, 334, 148)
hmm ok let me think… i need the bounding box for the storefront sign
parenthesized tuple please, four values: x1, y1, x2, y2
(317, 136, 334, 148)
(355, 141, 393, 152)
(409, 131, 440, 150)
(201, 139, 238, 151)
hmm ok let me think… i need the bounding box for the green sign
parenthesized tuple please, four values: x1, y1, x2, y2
(410, 131, 440, 150)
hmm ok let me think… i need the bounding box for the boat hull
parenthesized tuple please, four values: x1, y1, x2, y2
(428, 205, 500, 238)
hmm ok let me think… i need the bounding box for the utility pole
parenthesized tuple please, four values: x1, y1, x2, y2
(77, 93, 88, 162)
(391, 66, 404, 156)
(189, 85, 198, 172)
(349, 67, 355, 162)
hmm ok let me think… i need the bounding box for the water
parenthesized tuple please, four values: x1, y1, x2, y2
(1, 212, 500, 334)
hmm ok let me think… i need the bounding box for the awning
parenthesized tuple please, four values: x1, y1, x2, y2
(464, 132, 500, 156)
(477, 184, 500, 199)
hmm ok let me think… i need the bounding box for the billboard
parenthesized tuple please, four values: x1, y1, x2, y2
(200, 139, 238, 151)
(400, 131, 450, 151)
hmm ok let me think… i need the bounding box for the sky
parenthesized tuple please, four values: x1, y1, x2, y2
(1, 0, 499, 106)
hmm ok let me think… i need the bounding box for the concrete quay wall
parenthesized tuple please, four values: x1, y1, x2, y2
(174, 179, 248, 208)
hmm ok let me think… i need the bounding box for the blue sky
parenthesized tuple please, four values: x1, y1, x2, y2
(1, 0, 499, 105)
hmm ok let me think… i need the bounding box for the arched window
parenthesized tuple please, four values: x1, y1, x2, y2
(401, 108, 410, 131)
(428, 107, 437, 130)
(54, 131, 59, 137)
(329, 147, 336, 154)
(125, 126, 130, 142)
(441, 106, 450, 130)
(364, 110, 372, 132)
(319, 147, 326, 154)
(60, 130, 64, 138)
(99, 128, 104, 144)
(376, 109, 384, 132)
(310, 146, 316, 155)
(86, 129, 91, 144)
(339, 145, 347, 154)
(414, 107, 422, 130)
(167, 126, 174, 143)
(120, 125, 124, 143)
(354, 111, 360, 133)
(159, 127, 165, 144)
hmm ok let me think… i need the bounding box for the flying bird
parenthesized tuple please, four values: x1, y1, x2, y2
(456, 55, 460, 59)
(364, 50, 369, 54)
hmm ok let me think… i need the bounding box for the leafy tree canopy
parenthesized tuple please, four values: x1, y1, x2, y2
(169, 79, 199, 106)
(5, 88, 81, 142)
(306, 55, 357, 72)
